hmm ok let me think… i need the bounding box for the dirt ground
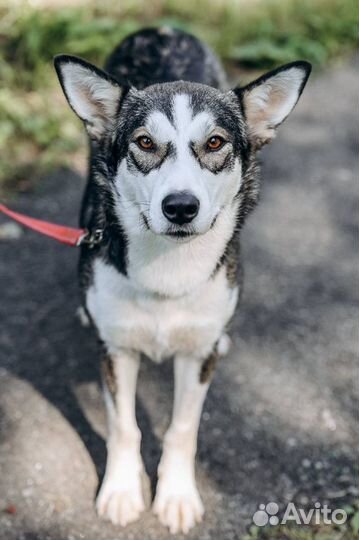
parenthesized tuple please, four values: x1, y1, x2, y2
(0, 59, 357, 540)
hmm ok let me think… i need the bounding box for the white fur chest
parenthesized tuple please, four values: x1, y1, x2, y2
(86, 258, 238, 362)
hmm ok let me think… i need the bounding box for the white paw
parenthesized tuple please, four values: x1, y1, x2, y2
(153, 475, 204, 534)
(96, 476, 145, 527)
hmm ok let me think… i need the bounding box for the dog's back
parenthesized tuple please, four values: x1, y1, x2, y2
(105, 27, 227, 89)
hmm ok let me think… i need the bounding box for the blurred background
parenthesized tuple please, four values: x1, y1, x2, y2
(0, 2, 358, 540)
(0, 0, 357, 191)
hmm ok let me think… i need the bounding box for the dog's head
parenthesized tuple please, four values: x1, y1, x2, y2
(54, 55, 311, 240)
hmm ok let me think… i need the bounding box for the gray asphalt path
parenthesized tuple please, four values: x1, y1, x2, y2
(0, 60, 357, 540)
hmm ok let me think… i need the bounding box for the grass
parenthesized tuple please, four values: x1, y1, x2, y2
(0, 0, 357, 190)
(244, 524, 358, 540)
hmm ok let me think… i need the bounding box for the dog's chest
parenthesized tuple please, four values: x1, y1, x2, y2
(86, 259, 237, 361)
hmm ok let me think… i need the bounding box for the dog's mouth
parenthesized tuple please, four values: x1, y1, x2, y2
(163, 225, 197, 243)
(164, 212, 220, 240)
(141, 212, 197, 240)
(140, 211, 220, 241)
(165, 230, 196, 241)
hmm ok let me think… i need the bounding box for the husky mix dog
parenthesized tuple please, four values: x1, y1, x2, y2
(54, 28, 311, 534)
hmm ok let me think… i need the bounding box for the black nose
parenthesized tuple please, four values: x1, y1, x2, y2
(162, 192, 200, 225)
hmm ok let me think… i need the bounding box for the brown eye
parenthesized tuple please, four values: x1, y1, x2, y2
(206, 135, 225, 151)
(137, 135, 154, 150)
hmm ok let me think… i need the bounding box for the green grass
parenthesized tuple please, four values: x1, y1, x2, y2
(0, 0, 357, 189)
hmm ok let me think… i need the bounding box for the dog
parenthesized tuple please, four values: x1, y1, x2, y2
(54, 27, 311, 534)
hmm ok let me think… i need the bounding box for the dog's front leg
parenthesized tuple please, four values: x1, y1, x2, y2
(96, 349, 145, 526)
(153, 354, 212, 534)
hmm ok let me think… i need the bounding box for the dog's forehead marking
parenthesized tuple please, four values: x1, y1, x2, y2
(173, 94, 192, 133)
(145, 93, 215, 143)
(146, 111, 175, 142)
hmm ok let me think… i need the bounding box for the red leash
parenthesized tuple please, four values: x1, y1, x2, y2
(0, 203, 103, 247)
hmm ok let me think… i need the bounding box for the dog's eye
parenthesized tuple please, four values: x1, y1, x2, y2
(206, 136, 225, 151)
(137, 135, 155, 151)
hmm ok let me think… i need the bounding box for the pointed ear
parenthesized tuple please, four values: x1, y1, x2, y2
(236, 61, 311, 149)
(54, 54, 122, 139)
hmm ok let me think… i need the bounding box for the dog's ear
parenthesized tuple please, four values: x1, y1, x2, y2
(235, 61, 311, 149)
(54, 55, 122, 139)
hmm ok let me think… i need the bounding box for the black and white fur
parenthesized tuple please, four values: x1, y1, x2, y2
(54, 27, 311, 534)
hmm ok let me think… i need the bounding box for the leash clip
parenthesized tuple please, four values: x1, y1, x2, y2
(77, 228, 104, 248)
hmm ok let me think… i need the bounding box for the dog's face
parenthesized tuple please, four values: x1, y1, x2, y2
(114, 84, 247, 239)
(54, 56, 311, 240)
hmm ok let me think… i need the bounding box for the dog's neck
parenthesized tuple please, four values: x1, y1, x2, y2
(119, 202, 239, 297)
